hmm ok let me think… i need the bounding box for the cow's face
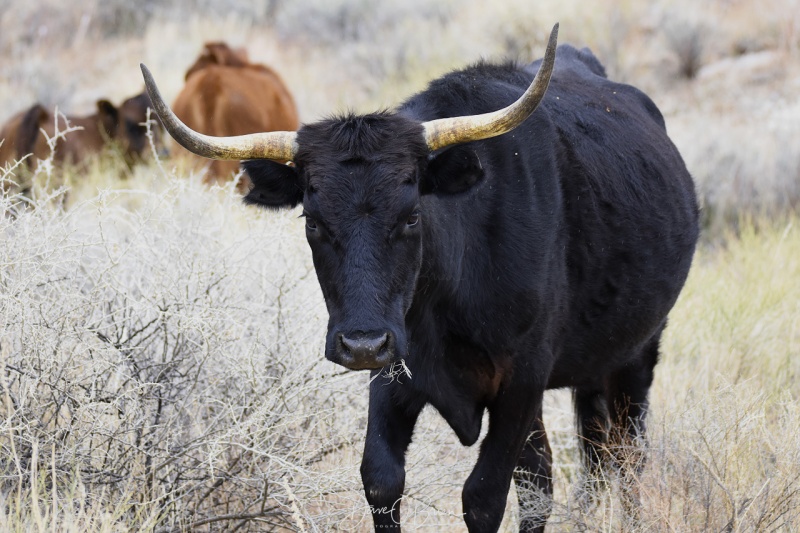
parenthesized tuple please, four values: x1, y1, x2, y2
(242, 113, 484, 370)
(97, 93, 162, 165)
(301, 152, 424, 370)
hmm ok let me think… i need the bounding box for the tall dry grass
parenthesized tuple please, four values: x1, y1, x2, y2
(0, 165, 353, 531)
(1, 0, 799, 531)
(2, 155, 799, 531)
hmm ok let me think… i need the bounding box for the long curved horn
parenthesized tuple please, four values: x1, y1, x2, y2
(140, 64, 298, 161)
(423, 23, 559, 152)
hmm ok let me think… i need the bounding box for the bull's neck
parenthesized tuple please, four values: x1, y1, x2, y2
(416, 194, 482, 304)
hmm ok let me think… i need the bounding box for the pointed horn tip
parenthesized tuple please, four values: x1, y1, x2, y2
(139, 65, 164, 112)
(140, 64, 157, 92)
(549, 23, 559, 45)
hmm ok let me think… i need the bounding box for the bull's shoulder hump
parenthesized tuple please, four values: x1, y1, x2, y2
(523, 44, 607, 80)
(398, 60, 531, 120)
(541, 48, 667, 131)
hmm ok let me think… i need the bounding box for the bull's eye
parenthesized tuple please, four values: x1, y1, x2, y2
(406, 211, 420, 227)
(302, 213, 318, 231)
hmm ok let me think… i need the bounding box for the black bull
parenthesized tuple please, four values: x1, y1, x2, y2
(143, 28, 698, 533)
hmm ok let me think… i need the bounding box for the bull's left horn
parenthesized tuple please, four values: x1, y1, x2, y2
(140, 64, 298, 161)
(422, 23, 559, 152)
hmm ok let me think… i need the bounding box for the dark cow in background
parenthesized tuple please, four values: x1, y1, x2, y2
(142, 23, 698, 533)
(171, 42, 299, 190)
(0, 92, 157, 172)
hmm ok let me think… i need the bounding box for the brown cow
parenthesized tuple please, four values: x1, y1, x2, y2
(0, 92, 158, 172)
(171, 42, 299, 189)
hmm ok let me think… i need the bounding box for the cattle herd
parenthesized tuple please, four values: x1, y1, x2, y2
(0, 41, 297, 191)
(3, 24, 700, 533)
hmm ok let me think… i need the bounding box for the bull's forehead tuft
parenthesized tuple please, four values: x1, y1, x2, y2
(296, 111, 427, 164)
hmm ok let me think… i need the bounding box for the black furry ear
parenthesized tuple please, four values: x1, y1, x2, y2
(242, 159, 303, 209)
(420, 144, 484, 195)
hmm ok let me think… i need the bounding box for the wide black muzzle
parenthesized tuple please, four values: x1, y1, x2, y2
(327, 329, 398, 370)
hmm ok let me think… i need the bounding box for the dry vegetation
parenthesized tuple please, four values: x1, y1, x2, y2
(1, 0, 799, 531)
(2, 0, 799, 227)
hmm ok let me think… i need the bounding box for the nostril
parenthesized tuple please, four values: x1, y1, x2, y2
(340, 332, 389, 360)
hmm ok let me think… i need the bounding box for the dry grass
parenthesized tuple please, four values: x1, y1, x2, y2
(1, 0, 799, 531)
(2, 160, 799, 531)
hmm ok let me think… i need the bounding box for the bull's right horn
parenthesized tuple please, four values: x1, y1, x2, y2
(422, 23, 558, 152)
(140, 64, 298, 161)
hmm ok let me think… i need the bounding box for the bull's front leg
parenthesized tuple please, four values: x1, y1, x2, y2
(462, 380, 546, 533)
(361, 371, 423, 531)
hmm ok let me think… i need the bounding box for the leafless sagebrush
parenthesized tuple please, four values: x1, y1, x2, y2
(1, 141, 800, 533)
(0, 169, 373, 531)
(0, 108, 83, 206)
